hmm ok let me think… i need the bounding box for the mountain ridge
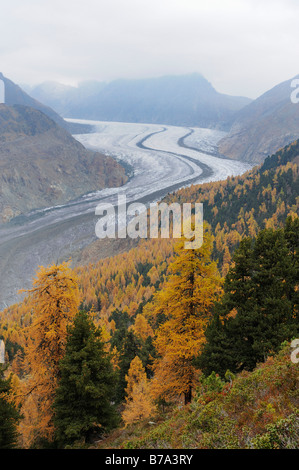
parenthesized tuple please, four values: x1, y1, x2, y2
(0, 104, 127, 223)
(218, 74, 299, 163)
(0, 72, 91, 134)
(25, 73, 252, 130)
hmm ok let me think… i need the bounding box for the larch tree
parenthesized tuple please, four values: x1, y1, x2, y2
(124, 356, 146, 398)
(151, 227, 223, 405)
(122, 356, 155, 426)
(20, 262, 80, 446)
(129, 314, 154, 342)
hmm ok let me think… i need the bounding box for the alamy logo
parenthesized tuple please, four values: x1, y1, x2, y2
(290, 78, 299, 104)
(0, 339, 5, 364)
(290, 339, 299, 364)
(95, 195, 203, 249)
(0, 79, 5, 104)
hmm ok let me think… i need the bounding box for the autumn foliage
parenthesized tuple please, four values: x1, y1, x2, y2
(18, 262, 80, 446)
(0, 139, 298, 448)
(122, 356, 155, 426)
(149, 228, 222, 405)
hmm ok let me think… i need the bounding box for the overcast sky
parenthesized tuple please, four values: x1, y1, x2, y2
(1, 0, 299, 98)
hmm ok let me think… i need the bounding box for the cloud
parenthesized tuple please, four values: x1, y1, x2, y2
(1, 0, 299, 97)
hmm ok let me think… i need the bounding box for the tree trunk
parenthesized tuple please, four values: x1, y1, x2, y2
(184, 386, 192, 405)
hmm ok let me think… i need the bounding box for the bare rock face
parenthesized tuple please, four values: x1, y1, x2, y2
(0, 104, 127, 223)
(0, 72, 70, 128)
(0, 72, 91, 134)
(218, 75, 299, 164)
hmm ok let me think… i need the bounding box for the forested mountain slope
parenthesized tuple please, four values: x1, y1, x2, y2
(79, 138, 299, 278)
(1, 139, 297, 352)
(0, 138, 298, 449)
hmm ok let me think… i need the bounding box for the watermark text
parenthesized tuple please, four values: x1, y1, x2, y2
(95, 195, 203, 249)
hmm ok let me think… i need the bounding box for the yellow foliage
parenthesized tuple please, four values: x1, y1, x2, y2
(150, 227, 223, 404)
(129, 314, 154, 342)
(19, 262, 80, 446)
(122, 356, 155, 426)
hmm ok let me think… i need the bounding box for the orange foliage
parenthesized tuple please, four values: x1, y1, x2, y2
(122, 356, 155, 426)
(18, 262, 80, 446)
(150, 228, 223, 404)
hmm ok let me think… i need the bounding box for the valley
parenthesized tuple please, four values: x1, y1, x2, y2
(1, 1, 298, 452)
(0, 120, 251, 309)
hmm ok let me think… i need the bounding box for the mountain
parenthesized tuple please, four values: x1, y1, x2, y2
(23, 80, 107, 118)
(218, 75, 299, 163)
(0, 73, 90, 134)
(26, 74, 252, 129)
(0, 104, 127, 223)
(0, 138, 297, 449)
(78, 138, 299, 275)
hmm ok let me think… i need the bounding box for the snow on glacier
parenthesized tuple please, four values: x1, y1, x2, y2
(17, 119, 251, 230)
(67, 119, 252, 196)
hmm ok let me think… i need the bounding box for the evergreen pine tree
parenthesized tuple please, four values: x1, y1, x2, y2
(0, 364, 21, 449)
(199, 220, 299, 376)
(115, 330, 143, 404)
(195, 312, 236, 377)
(53, 311, 118, 447)
(284, 216, 299, 323)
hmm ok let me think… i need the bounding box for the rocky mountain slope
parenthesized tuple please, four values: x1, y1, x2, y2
(0, 72, 90, 134)
(218, 74, 299, 163)
(0, 104, 127, 223)
(26, 73, 252, 130)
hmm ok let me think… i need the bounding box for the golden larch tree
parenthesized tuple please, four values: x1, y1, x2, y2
(150, 227, 223, 405)
(129, 314, 154, 342)
(122, 356, 155, 426)
(19, 262, 80, 446)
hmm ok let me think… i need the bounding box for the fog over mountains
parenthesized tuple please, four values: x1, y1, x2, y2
(24, 72, 299, 164)
(25, 73, 252, 130)
(0, 74, 128, 224)
(0, 72, 90, 134)
(3, 70, 299, 167)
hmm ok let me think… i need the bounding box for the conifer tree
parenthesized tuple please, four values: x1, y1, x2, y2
(124, 356, 146, 398)
(199, 219, 299, 376)
(21, 262, 80, 445)
(122, 356, 155, 426)
(114, 330, 143, 403)
(53, 311, 118, 446)
(151, 227, 222, 404)
(0, 364, 21, 448)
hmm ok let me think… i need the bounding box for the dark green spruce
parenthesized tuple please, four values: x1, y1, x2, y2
(198, 217, 299, 376)
(53, 311, 118, 447)
(0, 364, 21, 449)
